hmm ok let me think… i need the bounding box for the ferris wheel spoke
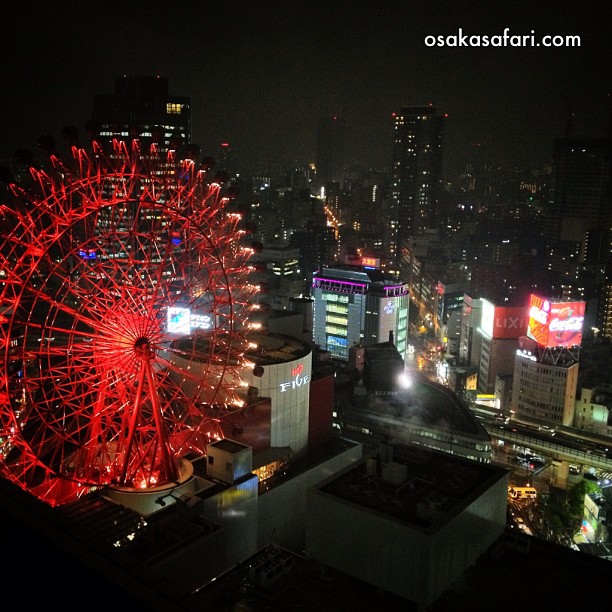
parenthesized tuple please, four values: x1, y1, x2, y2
(0, 144, 256, 505)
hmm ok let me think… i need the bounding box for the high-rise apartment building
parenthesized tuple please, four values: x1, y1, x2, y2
(391, 106, 445, 263)
(544, 138, 612, 337)
(92, 75, 191, 154)
(544, 138, 611, 271)
(316, 114, 345, 191)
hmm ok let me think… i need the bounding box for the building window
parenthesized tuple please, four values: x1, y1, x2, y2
(167, 103, 182, 114)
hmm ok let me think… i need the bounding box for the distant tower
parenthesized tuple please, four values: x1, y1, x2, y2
(390, 106, 445, 261)
(91, 75, 191, 154)
(218, 142, 238, 178)
(544, 136, 612, 339)
(544, 138, 612, 273)
(316, 114, 345, 191)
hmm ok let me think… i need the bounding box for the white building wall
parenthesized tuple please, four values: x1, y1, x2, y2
(574, 387, 611, 436)
(242, 353, 312, 457)
(478, 337, 520, 393)
(305, 466, 508, 609)
(511, 353, 579, 427)
(256, 442, 364, 552)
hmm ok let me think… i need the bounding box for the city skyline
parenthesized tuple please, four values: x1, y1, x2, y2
(1, 1, 610, 176)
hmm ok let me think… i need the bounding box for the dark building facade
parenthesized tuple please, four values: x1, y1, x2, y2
(391, 106, 445, 263)
(544, 138, 612, 337)
(316, 114, 345, 191)
(91, 75, 191, 154)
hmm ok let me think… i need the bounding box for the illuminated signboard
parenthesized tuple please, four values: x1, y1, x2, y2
(279, 362, 310, 392)
(167, 307, 190, 334)
(167, 307, 213, 334)
(481, 300, 528, 339)
(361, 256, 380, 268)
(378, 297, 398, 341)
(480, 299, 495, 339)
(527, 294, 585, 348)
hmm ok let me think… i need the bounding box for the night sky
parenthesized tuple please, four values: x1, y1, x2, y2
(1, 1, 610, 176)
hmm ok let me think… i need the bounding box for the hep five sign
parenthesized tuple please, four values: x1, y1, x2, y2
(279, 363, 310, 392)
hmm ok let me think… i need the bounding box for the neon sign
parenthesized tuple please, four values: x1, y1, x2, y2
(527, 294, 585, 348)
(279, 364, 310, 392)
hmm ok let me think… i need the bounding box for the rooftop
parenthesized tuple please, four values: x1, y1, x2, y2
(210, 438, 250, 454)
(340, 373, 489, 442)
(245, 331, 311, 365)
(320, 442, 507, 529)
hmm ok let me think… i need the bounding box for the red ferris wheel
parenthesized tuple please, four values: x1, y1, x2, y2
(0, 140, 255, 506)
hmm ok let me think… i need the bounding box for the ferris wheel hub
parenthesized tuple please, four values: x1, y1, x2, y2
(134, 336, 154, 359)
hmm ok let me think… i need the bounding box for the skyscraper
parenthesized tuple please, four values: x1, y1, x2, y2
(545, 138, 612, 336)
(91, 75, 191, 154)
(544, 138, 611, 269)
(316, 114, 345, 191)
(391, 106, 445, 262)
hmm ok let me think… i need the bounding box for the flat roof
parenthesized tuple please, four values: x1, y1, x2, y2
(245, 331, 311, 365)
(339, 374, 489, 441)
(211, 438, 250, 454)
(319, 442, 508, 530)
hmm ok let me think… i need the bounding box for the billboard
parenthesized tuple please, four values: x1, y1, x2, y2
(167, 307, 213, 334)
(526, 294, 585, 348)
(378, 296, 399, 341)
(480, 300, 528, 340)
(167, 307, 191, 334)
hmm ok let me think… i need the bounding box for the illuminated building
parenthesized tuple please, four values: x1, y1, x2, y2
(511, 346, 579, 427)
(248, 243, 306, 310)
(311, 265, 410, 361)
(574, 386, 612, 437)
(92, 75, 191, 154)
(545, 139, 612, 339)
(459, 294, 484, 367)
(241, 332, 313, 458)
(510, 294, 585, 427)
(390, 106, 445, 262)
(477, 299, 529, 393)
(597, 267, 612, 339)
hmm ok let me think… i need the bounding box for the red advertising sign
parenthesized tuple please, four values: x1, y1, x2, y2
(491, 305, 528, 339)
(527, 294, 585, 348)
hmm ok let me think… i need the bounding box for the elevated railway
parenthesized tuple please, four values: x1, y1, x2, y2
(482, 420, 612, 472)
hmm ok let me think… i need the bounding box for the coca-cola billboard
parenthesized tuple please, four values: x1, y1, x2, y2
(526, 294, 585, 348)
